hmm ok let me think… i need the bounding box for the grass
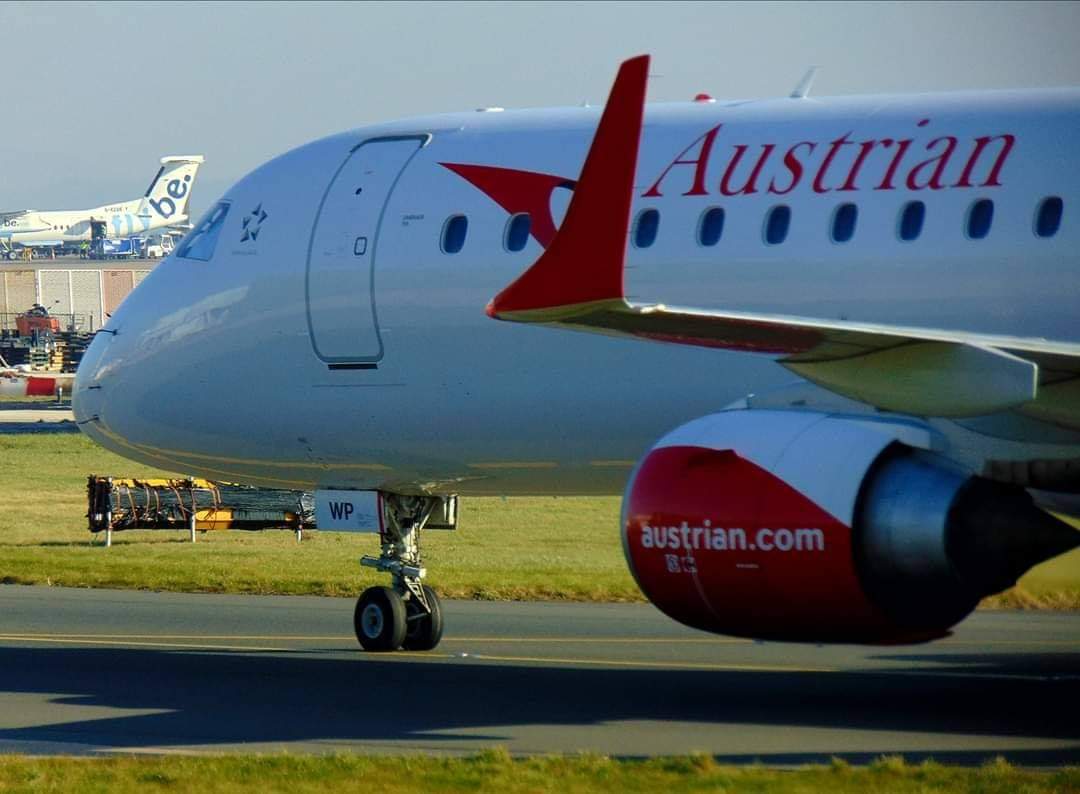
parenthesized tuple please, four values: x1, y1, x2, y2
(0, 752, 1074, 793)
(0, 433, 637, 600)
(0, 395, 70, 404)
(0, 433, 1077, 606)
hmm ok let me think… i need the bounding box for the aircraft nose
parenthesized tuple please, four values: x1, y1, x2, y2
(73, 322, 136, 456)
(69, 249, 270, 479)
(70, 257, 217, 465)
(72, 331, 108, 426)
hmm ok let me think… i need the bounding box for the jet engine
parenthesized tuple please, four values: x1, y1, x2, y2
(622, 410, 1078, 643)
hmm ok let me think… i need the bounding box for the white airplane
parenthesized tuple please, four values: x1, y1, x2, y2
(73, 56, 1079, 652)
(0, 368, 74, 398)
(0, 155, 204, 256)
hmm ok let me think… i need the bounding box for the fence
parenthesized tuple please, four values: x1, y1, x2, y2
(0, 311, 95, 334)
(0, 267, 153, 333)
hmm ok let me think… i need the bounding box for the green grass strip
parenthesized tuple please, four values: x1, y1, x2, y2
(0, 433, 1078, 606)
(0, 752, 1076, 793)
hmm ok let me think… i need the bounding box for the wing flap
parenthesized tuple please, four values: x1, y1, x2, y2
(785, 342, 1038, 417)
(543, 299, 1080, 366)
(533, 298, 1079, 416)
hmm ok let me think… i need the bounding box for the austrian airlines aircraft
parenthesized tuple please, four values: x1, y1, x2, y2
(73, 57, 1079, 651)
(0, 155, 204, 253)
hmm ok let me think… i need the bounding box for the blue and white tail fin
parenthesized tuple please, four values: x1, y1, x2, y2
(141, 155, 205, 224)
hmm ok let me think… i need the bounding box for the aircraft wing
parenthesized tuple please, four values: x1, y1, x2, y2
(496, 297, 1080, 422)
(0, 209, 31, 220)
(486, 56, 1080, 428)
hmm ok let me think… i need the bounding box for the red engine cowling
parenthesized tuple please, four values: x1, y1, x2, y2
(622, 410, 1078, 644)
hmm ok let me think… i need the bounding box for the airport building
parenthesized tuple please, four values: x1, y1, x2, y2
(1, 260, 161, 372)
(0, 262, 155, 334)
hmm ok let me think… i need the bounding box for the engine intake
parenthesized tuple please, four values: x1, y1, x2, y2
(622, 410, 1078, 644)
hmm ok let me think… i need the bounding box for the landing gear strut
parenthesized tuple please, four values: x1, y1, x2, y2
(353, 494, 447, 652)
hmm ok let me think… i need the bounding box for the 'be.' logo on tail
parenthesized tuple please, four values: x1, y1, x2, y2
(145, 156, 204, 220)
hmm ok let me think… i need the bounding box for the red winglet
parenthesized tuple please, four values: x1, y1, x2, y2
(487, 54, 650, 320)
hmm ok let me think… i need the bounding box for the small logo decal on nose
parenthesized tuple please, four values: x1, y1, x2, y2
(240, 204, 268, 242)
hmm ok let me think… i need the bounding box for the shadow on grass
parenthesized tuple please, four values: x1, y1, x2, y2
(0, 538, 196, 548)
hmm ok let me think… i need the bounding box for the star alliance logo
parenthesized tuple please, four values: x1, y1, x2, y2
(240, 203, 268, 242)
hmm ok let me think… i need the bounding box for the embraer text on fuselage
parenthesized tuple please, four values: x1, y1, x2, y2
(643, 119, 1015, 198)
(639, 521, 826, 552)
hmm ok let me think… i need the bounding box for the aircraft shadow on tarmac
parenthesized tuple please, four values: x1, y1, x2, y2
(0, 645, 1077, 764)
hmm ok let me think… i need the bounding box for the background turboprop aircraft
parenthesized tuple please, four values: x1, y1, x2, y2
(0, 155, 204, 256)
(73, 56, 1079, 654)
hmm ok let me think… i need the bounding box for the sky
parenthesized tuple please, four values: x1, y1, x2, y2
(2, 1, 1078, 214)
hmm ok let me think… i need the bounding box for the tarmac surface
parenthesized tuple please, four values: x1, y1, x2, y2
(1, 254, 158, 271)
(0, 585, 1077, 763)
(0, 402, 76, 432)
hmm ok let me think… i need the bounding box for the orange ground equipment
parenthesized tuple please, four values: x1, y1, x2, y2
(15, 305, 61, 337)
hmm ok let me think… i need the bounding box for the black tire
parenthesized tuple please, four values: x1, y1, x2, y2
(402, 585, 444, 651)
(353, 586, 406, 651)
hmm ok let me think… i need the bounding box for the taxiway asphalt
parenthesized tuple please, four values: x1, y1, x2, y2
(0, 402, 76, 432)
(0, 585, 1076, 763)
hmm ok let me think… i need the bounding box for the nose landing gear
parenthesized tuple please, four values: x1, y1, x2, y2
(353, 494, 451, 652)
(403, 584, 443, 651)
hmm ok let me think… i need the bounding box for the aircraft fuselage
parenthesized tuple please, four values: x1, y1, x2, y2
(73, 89, 1080, 495)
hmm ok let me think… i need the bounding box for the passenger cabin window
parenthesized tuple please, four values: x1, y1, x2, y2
(177, 201, 230, 261)
(1036, 196, 1063, 238)
(697, 207, 725, 247)
(831, 203, 857, 243)
(898, 201, 925, 242)
(764, 205, 790, 245)
(966, 199, 994, 240)
(441, 214, 468, 254)
(633, 209, 659, 248)
(504, 213, 531, 252)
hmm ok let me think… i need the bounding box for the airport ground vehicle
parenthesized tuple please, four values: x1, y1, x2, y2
(74, 57, 1079, 652)
(13, 304, 59, 337)
(144, 232, 177, 259)
(1, 243, 74, 260)
(89, 237, 143, 261)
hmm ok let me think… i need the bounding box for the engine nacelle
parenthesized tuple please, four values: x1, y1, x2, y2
(622, 410, 1078, 644)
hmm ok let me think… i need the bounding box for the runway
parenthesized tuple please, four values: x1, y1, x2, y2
(0, 585, 1077, 763)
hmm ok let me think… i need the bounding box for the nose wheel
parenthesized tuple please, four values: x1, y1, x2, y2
(352, 584, 444, 651)
(354, 586, 406, 651)
(353, 494, 449, 652)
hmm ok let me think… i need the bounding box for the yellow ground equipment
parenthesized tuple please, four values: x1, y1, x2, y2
(87, 476, 314, 546)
